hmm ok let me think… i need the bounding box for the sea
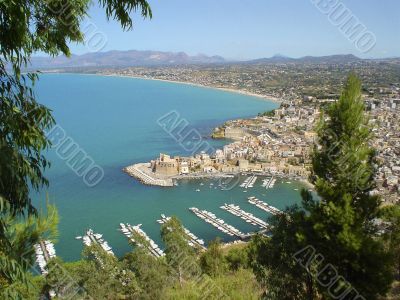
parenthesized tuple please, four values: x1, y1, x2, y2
(32, 73, 306, 261)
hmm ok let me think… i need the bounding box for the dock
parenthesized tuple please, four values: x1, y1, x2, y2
(120, 223, 164, 258)
(34, 240, 56, 275)
(189, 207, 248, 239)
(157, 214, 206, 250)
(124, 163, 174, 187)
(248, 197, 282, 215)
(77, 229, 114, 256)
(239, 174, 257, 189)
(261, 176, 276, 189)
(220, 204, 271, 230)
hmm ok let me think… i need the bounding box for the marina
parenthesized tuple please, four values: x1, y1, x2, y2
(157, 214, 206, 250)
(239, 174, 258, 189)
(189, 207, 248, 239)
(261, 176, 276, 189)
(77, 229, 115, 256)
(34, 240, 56, 275)
(220, 203, 271, 230)
(119, 223, 165, 258)
(248, 196, 283, 215)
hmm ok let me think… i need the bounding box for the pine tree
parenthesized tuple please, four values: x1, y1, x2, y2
(251, 74, 394, 299)
(161, 216, 199, 285)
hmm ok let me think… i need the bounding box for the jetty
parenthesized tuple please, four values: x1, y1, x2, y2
(120, 223, 164, 258)
(34, 240, 56, 275)
(157, 214, 206, 250)
(124, 163, 174, 187)
(189, 207, 248, 239)
(261, 176, 276, 189)
(240, 174, 257, 189)
(220, 204, 271, 230)
(77, 229, 114, 256)
(269, 177, 276, 188)
(248, 197, 282, 215)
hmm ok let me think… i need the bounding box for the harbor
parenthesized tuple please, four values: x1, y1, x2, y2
(76, 229, 115, 256)
(189, 207, 248, 239)
(124, 163, 174, 187)
(157, 214, 206, 250)
(261, 176, 276, 189)
(220, 203, 271, 230)
(248, 196, 283, 215)
(240, 174, 258, 189)
(34, 240, 56, 275)
(119, 223, 165, 258)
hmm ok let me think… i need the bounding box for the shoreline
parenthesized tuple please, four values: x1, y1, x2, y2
(106, 74, 283, 103)
(41, 70, 283, 104)
(40, 71, 313, 189)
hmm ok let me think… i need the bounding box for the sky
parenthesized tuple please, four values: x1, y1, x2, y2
(67, 0, 399, 60)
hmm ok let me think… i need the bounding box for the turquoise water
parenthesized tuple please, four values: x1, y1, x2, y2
(33, 74, 304, 262)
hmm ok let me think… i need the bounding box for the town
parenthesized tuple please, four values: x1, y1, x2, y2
(117, 58, 400, 205)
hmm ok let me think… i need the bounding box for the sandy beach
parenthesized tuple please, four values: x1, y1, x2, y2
(40, 70, 282, 103)
(101, 73, 283, 104)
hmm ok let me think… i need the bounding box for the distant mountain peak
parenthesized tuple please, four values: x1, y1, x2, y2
(248, 53, 362, 64)
(30, 50, 225, 69)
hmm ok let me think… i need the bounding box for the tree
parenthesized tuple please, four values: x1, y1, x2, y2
(0, 203, 58, 299)
(379, 205, 400, 280)
(161, 216, 198, 285)
(251, 74, 394, 299)
(44, 245, 140, 299)
(199, 238, 227, 277)
(122, 248, 169, 300)
(225, 245, 249, 271)
(0, 1, 152, 297)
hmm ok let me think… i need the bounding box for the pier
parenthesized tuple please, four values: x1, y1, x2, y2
(240, 174, 257, 189)
(124, 163, 174, 187)
(120, 223, 164, 258)
(261, 176, 276, 189)
(220, 204, 271, 230)
(189, 207, 248, 239)
(77, 229, 114, 256)
(157, 214, 206, 250)
(34, 240, 56, 275)
(248, 197, 282, 215)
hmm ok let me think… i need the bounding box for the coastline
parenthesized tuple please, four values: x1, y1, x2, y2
(41, 70, 282, 104)
(40, 71, 313, 190)
(107, 74, 283, 103)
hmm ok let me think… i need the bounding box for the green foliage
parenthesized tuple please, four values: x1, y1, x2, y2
(248, 223, 316, 300)
(0, 203, 58, 299)
(161, 216, 199, 285)
(0, 1, 152, 298)
(258, 109, 275, 117)
(250, 74, 394, 299)
(5, 272, 45, 300)
(200, 238, 227, 277)
(122, 248, 170, 300)
(379, 205, 400, 279)
(44, 245, 140, 299)
(225, 245, 249, 271)
(165, 268, 262, 300)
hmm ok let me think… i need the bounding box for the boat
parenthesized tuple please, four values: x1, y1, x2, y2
(196, 189, 200, 192)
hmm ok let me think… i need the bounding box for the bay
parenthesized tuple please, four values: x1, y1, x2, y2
(33, 73, 304, 261)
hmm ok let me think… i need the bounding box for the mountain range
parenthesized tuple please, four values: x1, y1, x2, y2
(30, 50, 398, 69)
(30, 50, 225, 68)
